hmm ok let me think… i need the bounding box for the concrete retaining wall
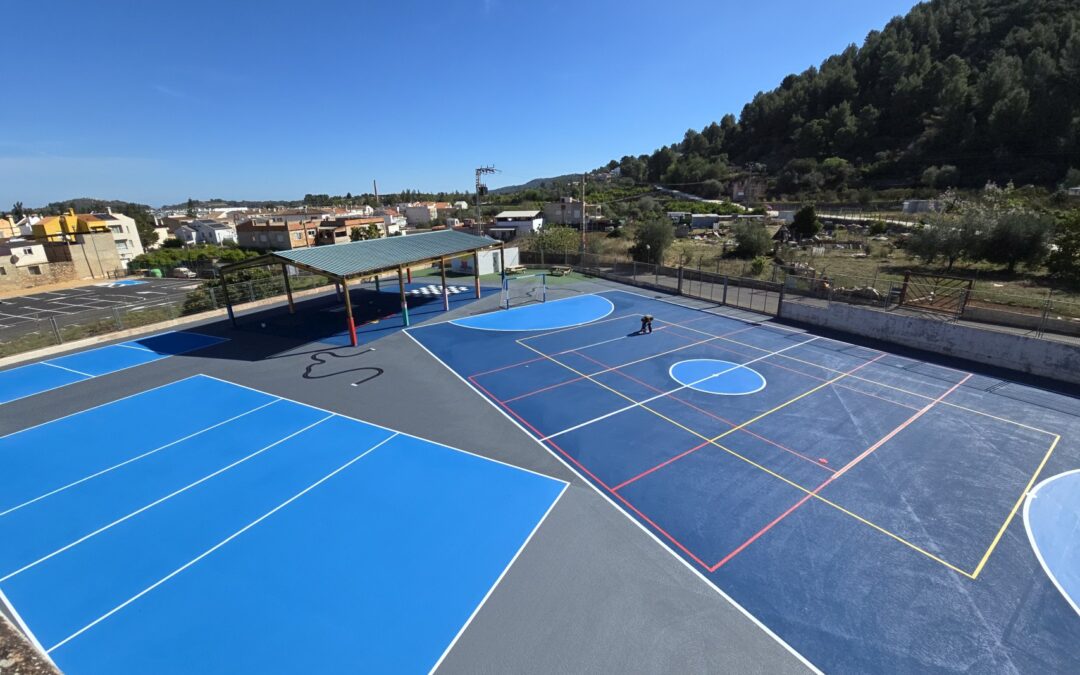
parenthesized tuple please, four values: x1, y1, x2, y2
(779, 299, 1080, 385)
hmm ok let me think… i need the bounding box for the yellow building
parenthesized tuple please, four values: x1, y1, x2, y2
(32, 209, 111, 241)
(0, 217, 15, 238)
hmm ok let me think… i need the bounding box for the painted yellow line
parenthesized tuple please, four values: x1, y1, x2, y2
(971, 434, 1062, 579)
(514, 340, 972, 575)
(664, 320, 1058, 437)
(519, 311, 635, 341)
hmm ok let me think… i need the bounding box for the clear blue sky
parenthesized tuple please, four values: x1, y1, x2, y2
(2, 0, 920, 207)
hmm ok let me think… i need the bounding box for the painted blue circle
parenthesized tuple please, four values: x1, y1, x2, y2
(451, 295, 614, 331)
(669, 359, 766, 395)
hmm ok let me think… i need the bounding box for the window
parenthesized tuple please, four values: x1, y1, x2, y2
(292, 231, 303, 240)
(109, 225, 123, 234)
(306, 229, 316, 237)
(116, 240, 129, 252)
(275, 233, 285, 243)
(27, 265, 42, 275)
(23, 248, 33, 255)
(0, 266, 6, 275)
(258, 233, 268, 243)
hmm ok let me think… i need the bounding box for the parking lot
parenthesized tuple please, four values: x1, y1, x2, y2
(0, 279, 200, 328)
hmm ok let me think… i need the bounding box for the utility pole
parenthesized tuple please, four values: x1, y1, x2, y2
(475, 166, 496, 235)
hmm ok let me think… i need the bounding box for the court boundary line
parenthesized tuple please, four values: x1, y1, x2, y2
(708, 374, 972, 572)
(1022, 468, 1080, 617)
(0, 332, 230, 407)
(501, 329, 1062, 578)
(0, 584, 58, 670)
(401, 330, 824, 674)
(0, 375, 213, 440)
(0, 414, 335, 584)
(668, 358, 767, 396)
(39, 362, 93, 378)
(538, 336, 820, 441)
(46, 431, 403, 653)
(449, 295, 615, 332)
(653, 311, 1058, 438)
(197, 374, 569, 487)
(0, 398, 284, 518)
(428, 480, 569, 674)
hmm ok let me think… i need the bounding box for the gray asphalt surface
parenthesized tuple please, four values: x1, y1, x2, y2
(0, 279, 814, 675)
(0, 279, 198, 328)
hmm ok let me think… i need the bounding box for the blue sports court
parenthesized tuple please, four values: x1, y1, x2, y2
(0, 375, 565, 674)
(408, 289, 1080, 673)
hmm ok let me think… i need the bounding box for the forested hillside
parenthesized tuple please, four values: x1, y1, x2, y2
(613, 0, 1080, 196)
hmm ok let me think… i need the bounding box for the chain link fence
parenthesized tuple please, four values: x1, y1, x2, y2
(0, 271, 333, 358)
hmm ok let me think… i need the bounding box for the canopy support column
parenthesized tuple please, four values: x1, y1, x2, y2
(473, 250, 481, 299)
(398, 266, 411, 327)
(220, 273, 237, 326)
(440, 256, 450, 311)
(281, 264, 295, 314)
(342, 277, 358, 347)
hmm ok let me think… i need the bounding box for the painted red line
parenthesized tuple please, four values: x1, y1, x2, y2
(469, 374, 717, 571)
(608, 353, 886, 494)
(502, 375, 588, 403)
(469, 355, 548, 379)
(662, 324, 924, 413)
(708, 372, 973, 572)
(574, 351, 836, 479)
(611, 439, 712, 491)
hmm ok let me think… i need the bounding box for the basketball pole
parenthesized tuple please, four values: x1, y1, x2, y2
(440, 256, 449, 311)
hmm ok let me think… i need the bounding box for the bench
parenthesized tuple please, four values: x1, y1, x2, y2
(504, 265, 526, 274)
(549, 265, 572, 277)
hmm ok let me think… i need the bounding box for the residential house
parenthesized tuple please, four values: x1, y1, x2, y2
(543, 198, 585, 226)
(1067, 186, 1080, 197)
(235, 215, 319, 250)
(0, 217, 15, 238)
(452, 201, 469, 210)
(32, 209, 110, 241)
(94, 209, 145, 264)
(729, 176, 766, 203)
(902, 200, 942, 214)
(489, 211, 543, 241)
(0, 238, 51, 288)
(404, 204, 436, 226)
(176, 219, 237, 246)
(690, 214, 727, 230)
(315, 217, 385, 245)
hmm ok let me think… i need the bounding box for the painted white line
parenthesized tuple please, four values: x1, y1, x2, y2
(0, 375, 208, 440)
(449, 296, 616, 332)
(1023, 467, 1080, 617)
(668, 359, 768, 396)
(0, 399, 284, 518)
(429, 481, 568, 674)
(541, 336, 819, 441)
(0, 584, 59, 670)
(116, 343, 158, 353)
(400, 330, 822, 673)
(40, 362, 94, 378)
(0, 414, 334, 584)
(46, 431, 401, 653)
(196, 374, 568, 487)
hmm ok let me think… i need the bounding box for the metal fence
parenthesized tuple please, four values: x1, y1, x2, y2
(0, 272, 333, 358)
(520, 250, 1080, 341)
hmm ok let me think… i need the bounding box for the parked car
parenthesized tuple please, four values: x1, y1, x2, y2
(171, 267, 197, 279)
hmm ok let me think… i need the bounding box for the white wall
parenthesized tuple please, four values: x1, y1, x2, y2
(779, 299, 1080, 385)
(453, 247, 519, 275)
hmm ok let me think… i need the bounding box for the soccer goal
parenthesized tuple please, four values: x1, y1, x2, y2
(502, 273, 547, 309)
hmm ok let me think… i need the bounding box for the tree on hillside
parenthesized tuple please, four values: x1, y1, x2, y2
(978, 210, 1055, 272)
(185, 198, 197, 218)
(527, 226, 579, 255)
(790, 205, 822, 240)
(1047, 211, 1080, 284)
(732, 221, 772, 259)
(11, 201, 24, 220)
(630, 219, 674, 264)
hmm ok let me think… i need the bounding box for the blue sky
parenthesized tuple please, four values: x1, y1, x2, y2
(2, 0, 920, 207)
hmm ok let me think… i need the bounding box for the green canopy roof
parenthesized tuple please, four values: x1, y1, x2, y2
(221, 229, 499, 280)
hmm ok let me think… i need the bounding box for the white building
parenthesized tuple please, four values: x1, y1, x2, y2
(453, 200, 469, 210)
(902, 200, 942, 214)
(95, 209, 145, 264)
(453, 247, 519, 275)
(1068, 187, 1080, 197)
(174, 219, 237, 246)
(404, 205, 436, 226)
(491, 211, 543, 241)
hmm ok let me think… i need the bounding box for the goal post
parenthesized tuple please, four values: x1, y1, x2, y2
(502, 273, 547, 309)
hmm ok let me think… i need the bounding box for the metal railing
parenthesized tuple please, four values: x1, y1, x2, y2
(0, 272, 333, 358)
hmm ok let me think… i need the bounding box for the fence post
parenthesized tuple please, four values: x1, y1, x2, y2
(777, 281, 785, 317)
(722, 276, 729, 305)
(113, 307, 124, 331)
(248, 281, 257, 303)
(50, 317, 63, 344)
(898, 272, 910, 306)
(677, 266, 684, 295)
(208, 286, 218, 310)
(1037, 289, 1052, 337)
